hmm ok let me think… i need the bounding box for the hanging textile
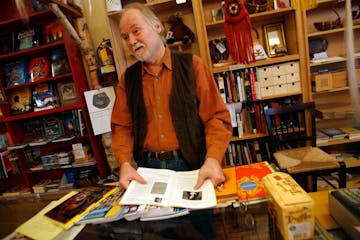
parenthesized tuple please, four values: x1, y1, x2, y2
(223, 0, 255, 64)
(291, 0, 317, 10)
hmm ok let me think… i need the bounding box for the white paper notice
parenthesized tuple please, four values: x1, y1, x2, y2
(84, 86, 116, 135)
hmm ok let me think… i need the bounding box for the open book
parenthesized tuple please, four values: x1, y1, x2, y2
(119, 167, 217, 209)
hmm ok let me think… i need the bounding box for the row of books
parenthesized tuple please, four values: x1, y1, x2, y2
(224, 140, 271, 167)
(316, 126, 360, 144)
(215, 67, 260, 105)
(9, 80, 77, 115)
(3, 48, 70, 87)
(0, 19, 62, 56)
(7, 110, 86, 151)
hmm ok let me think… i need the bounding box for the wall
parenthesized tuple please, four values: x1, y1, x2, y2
(82, 0, 111, 55)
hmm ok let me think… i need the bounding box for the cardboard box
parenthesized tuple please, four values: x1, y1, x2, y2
(331, 71, 347, 88)
(263, 172, 314, 240)
(311, 73, 332, 92)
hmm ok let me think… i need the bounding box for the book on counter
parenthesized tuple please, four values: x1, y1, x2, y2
(78, 187, 128, 225)
(120, 167, 217, 209)
(122, 204, 189, 222)
(235, 161, 275, 203)
(44, 185, 117, 229)
(215, 166, 238, 205)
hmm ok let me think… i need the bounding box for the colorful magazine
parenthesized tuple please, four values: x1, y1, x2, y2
(44, 185, 117, 229)
(79, 188, 127, 224)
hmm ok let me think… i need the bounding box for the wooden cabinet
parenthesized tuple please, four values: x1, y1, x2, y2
(304, 0, 360, 144)
(0, 0, 110, 192)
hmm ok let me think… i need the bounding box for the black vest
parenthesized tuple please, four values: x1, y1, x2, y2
(124, 51, 206, 169)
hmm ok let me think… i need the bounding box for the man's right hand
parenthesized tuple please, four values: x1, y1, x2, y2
(119, 162, 146, 189)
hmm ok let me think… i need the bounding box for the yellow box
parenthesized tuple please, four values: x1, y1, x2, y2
(311, 73, 332, 92)
(263, 172, 314, 240)
(331, 71, 347, 88)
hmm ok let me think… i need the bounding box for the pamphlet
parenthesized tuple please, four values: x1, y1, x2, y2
(120, 167, 217, 209)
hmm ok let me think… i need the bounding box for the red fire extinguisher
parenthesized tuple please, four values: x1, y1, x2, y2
(97, 38, 115, 74)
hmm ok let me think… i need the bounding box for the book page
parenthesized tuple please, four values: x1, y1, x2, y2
(120, 168, 175, 207)
(120, 167, 217, 209)
(169, 170, 217, 209)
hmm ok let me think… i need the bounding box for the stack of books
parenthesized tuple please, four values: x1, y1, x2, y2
(319, 128, 348, 141)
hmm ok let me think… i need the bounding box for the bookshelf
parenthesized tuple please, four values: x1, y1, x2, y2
(303, 0, 360, 161)
(0, 0, 110, 193)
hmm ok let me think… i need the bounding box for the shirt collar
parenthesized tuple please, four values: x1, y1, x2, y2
(142, 47, 172, 76)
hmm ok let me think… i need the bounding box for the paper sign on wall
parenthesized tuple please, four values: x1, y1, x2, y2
(84, 86, 116, 135)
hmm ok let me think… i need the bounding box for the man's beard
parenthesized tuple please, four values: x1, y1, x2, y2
(132, 43, 150, 62)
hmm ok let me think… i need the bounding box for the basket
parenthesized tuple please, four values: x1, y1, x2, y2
(245, 0, 268, 14)
(314, 8, 342, 31)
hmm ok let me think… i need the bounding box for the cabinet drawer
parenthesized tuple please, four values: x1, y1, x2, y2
(259, 76, 274, 87)
(273, 84, 287, 95)
(283, 61, 299, 74)
(257, 66, 273, 78)
(261, 86, 274, 97)
(286, 82, 301, 94)
(271, 64, 287, 76)
(286, 72, 300, 83)
(272, 75, 287, 85)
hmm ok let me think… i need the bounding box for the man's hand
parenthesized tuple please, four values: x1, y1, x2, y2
(119, 162, 146, 189)
(194, 157, 225, 189)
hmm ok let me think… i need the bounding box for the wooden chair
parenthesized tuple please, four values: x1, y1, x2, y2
(263, 101, 346, 192)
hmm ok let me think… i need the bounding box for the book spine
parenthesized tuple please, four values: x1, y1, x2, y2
(235, 71, 245, 102)
(236, 112, 243, 137)
(243, 69, 252, 102)
(229, 71, 239, 102)
(224, 72, 233, 103)
(215, 74, 226, 104)
(249, 68, 257, 101)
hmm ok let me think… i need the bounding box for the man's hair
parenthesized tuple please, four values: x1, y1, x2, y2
(119, 2, 165, 38)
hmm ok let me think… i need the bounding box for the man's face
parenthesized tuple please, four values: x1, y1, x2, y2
(120, 9, 162, 63)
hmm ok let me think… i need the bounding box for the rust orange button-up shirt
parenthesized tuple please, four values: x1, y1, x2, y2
(111, 47, 232, 166)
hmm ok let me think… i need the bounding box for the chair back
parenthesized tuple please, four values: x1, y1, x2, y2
(264, 102, 316, 158)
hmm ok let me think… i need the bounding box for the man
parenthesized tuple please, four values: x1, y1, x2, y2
(111, 3, 232, 190)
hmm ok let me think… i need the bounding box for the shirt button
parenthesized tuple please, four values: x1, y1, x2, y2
(156, 96, 160, 101)
(160, 134, 164, 139)
(158, 114, 162, 119)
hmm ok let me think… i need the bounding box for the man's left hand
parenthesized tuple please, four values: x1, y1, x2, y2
(194, 157, 225, 189)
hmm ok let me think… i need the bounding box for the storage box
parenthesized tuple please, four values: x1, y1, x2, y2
(263, 172, 314, 240)
(331, 71, 347, 88)
(311, 73, 332, 92)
